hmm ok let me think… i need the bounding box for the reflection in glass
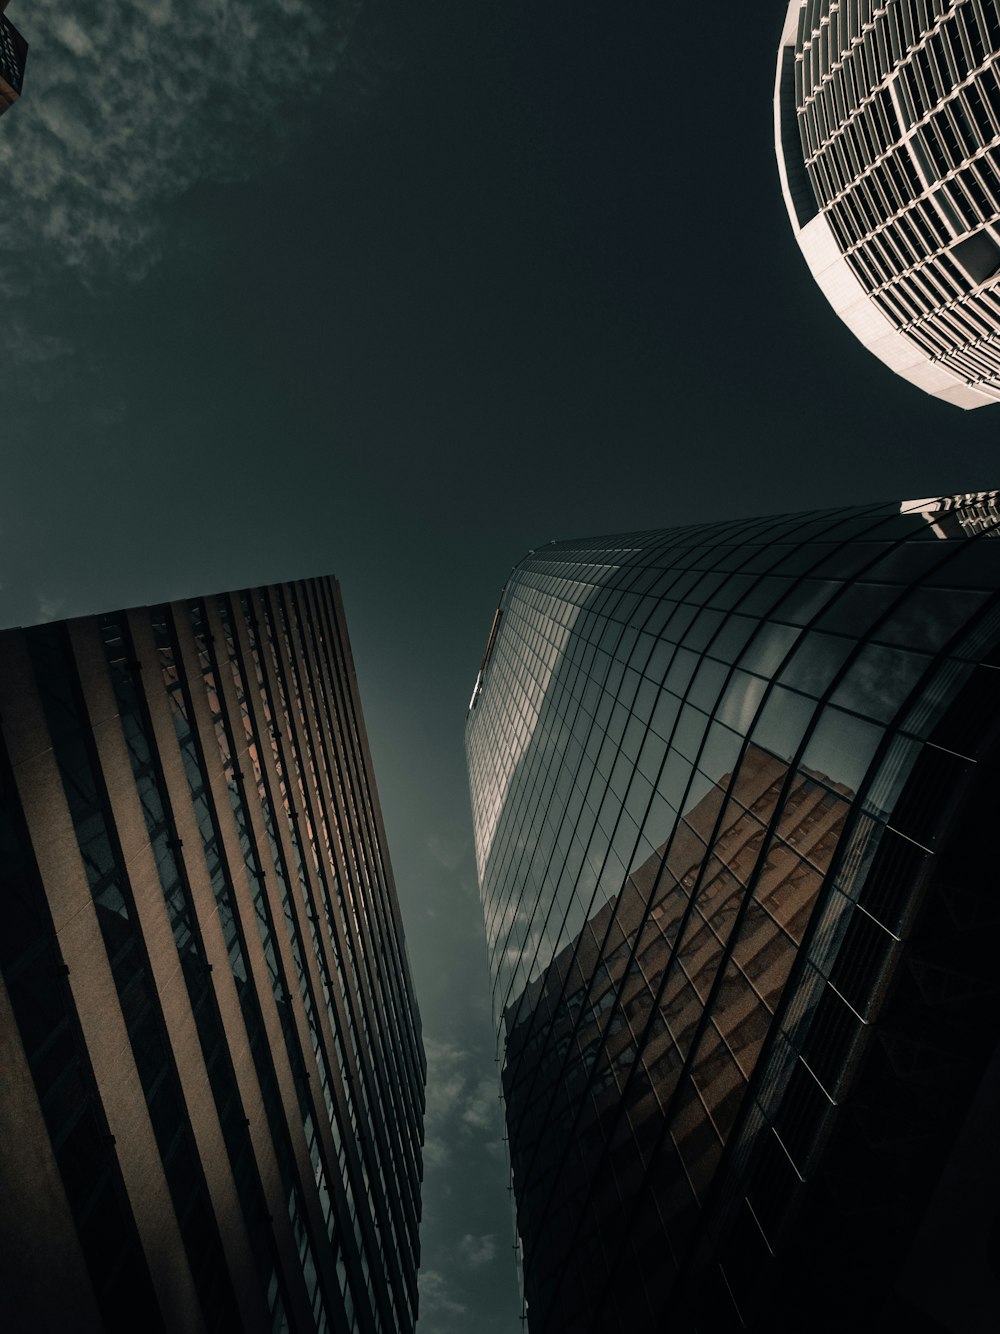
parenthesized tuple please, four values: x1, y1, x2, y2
(467, 497, 1000, 1330)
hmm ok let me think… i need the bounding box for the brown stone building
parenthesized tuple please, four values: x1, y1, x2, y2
(0, 578, 424, 1334)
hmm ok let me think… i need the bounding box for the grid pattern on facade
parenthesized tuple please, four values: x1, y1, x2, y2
(778, 0, 1000, 403)
(0, 577, 424, 1334)
(500, 752, 854, 1332)
(0, 13, 26, 111)
(466, 499, 1000, 1331)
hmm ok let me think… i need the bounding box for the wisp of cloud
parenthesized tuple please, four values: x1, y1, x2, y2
(0, 0, 371, 291)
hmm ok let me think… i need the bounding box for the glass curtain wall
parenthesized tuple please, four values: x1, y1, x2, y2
(466, 495, 1000, 1332)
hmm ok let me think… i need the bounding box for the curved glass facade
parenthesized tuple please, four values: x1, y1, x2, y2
(466, 496, 1000, 1331)
(776, 0, 1000, 408)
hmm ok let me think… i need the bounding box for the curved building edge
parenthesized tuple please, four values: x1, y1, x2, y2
(773, 0, 995, 411)
(465, 495, 1000, 1330)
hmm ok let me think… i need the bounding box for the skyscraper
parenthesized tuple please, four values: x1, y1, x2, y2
(466, 498, 1000, 1331)
(0, 578, 424, 1334)
(0, 2, 26, 117)
(776, 0, 1000, 408)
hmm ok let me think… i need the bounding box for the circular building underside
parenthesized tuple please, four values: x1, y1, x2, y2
(776, 0, 1000, 409)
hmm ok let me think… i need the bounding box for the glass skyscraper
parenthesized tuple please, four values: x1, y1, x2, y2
(776, 0, 1000, 407)
(0, 577, 424, 1334)
(466, 496, 1000, 1331)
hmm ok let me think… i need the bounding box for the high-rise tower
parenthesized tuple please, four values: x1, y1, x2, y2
(776, 0, 1000, 408)
(0, 2, 27, 117)
(466, 497, 1000, 1331)
(0, 578, 425, 1334)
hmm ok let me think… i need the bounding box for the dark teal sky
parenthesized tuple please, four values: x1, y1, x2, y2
(3, 2, 999, 1330)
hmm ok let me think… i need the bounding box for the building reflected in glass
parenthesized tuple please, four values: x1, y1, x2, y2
(0, 578, 424, 1334)
(466, 498, 1000, 1331)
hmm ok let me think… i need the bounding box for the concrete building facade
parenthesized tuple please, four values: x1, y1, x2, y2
(0, 578, 424, 1334)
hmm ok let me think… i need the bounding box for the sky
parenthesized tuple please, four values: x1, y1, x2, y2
(2, 1, 1000, 1331)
